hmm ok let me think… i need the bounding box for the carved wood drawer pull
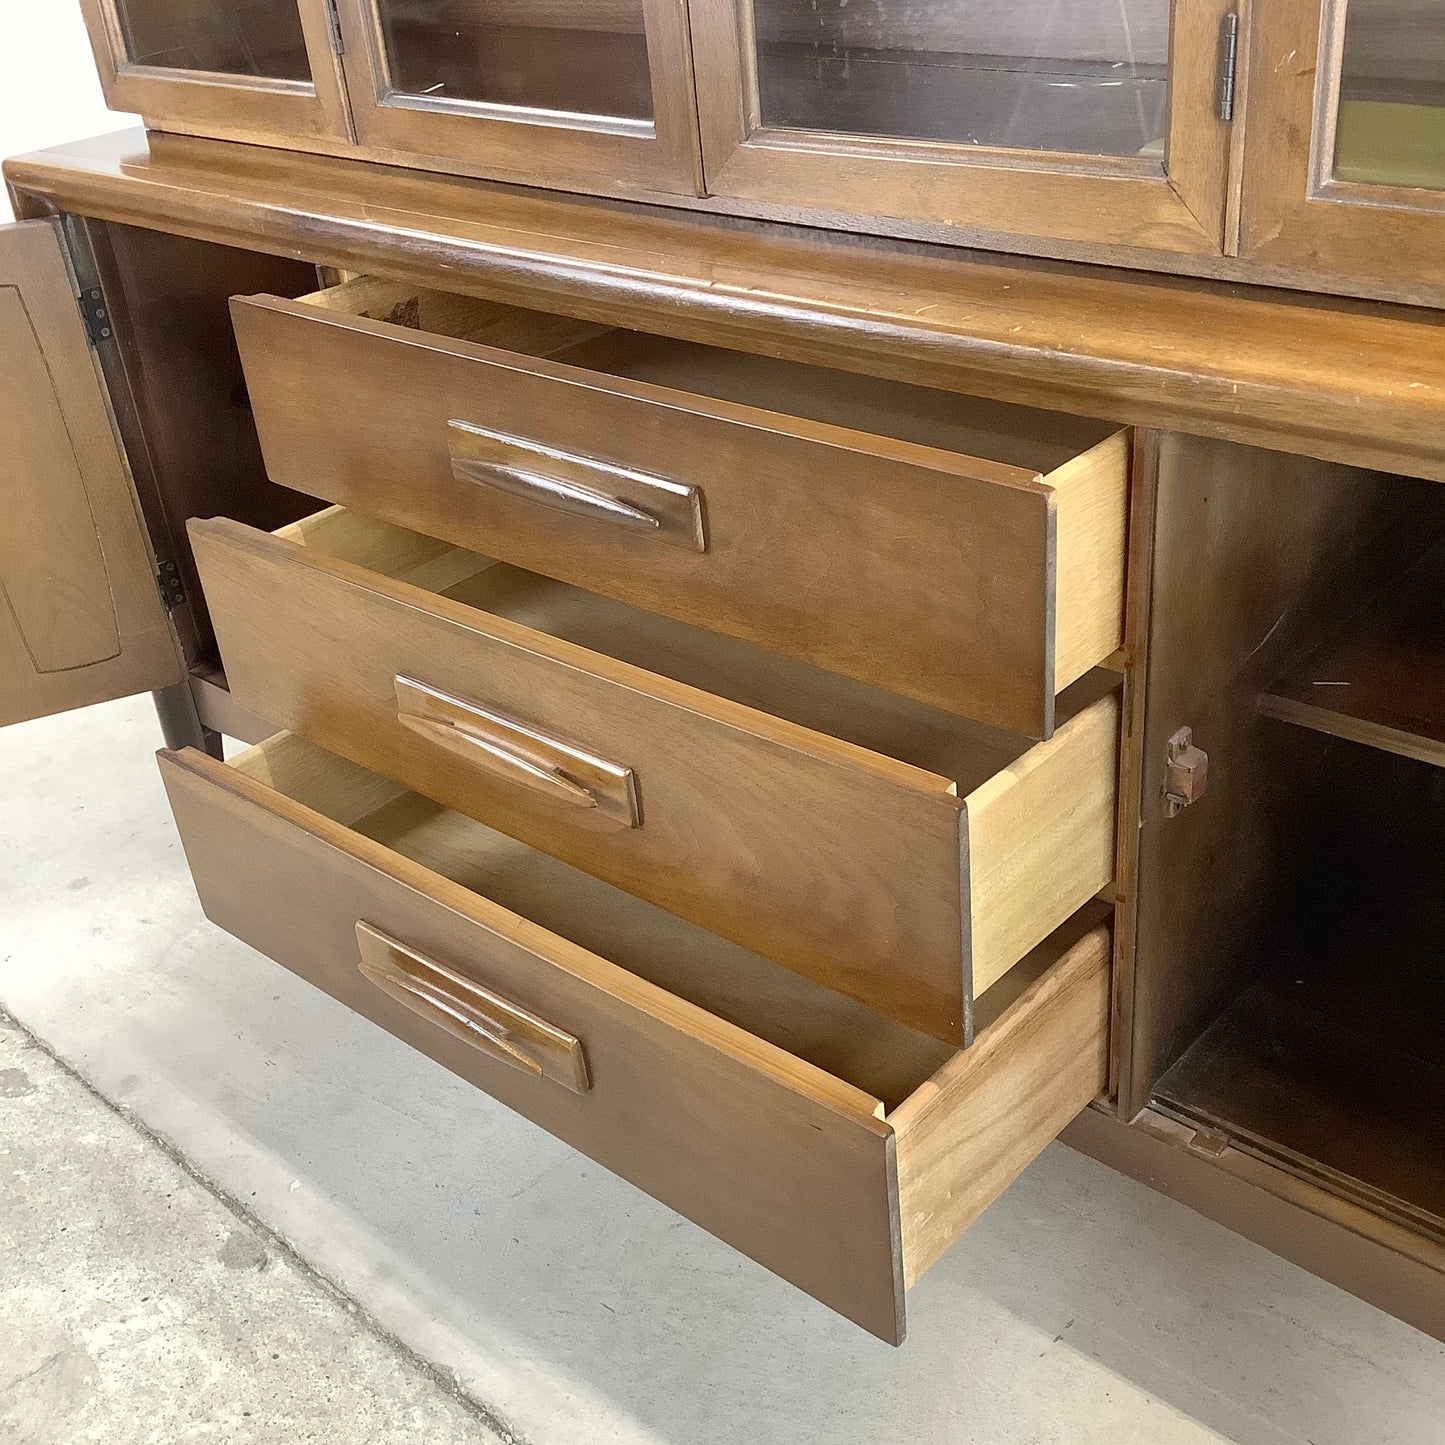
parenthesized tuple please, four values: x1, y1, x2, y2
(447, 420, 707, 553)
(356, 922, 590, 1094)
(395, 676, 641, 830)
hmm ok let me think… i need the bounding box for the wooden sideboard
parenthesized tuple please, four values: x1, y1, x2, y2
(4, 0, 1444, 1346)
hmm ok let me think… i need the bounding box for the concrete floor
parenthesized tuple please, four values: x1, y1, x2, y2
(2, 695, 1443, 1444)
(0, 1018, 498, 1445)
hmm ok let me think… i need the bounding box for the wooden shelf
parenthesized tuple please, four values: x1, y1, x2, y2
(1155, 943, 1445, 1237)
(1335, 100, 1445, 191)
(1259, 547, 1445, 768)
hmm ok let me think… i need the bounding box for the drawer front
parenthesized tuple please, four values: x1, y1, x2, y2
(232, 292, 1128, 738)
(192, 516, 973, 1043)
(157, 743, 905, 1341)
(194, 517, 1120, 1045)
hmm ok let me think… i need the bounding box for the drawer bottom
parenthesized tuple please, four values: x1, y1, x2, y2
(161, 732, 1111, 1342)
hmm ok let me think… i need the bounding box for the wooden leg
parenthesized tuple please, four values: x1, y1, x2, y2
(152, 680, 223, 759)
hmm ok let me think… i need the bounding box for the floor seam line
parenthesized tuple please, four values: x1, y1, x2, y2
(0, 1005, 529, 1445)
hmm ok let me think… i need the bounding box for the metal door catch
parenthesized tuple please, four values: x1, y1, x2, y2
(1165, 727, 1209, 816)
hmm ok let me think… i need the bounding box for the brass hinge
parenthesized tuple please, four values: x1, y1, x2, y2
(156, 560, 186, 610)
(1165, 726, 1209, 817)
(1217, 13, 1241, 123)
(324, 0, 345, 56)
(77, 285, 113, 347)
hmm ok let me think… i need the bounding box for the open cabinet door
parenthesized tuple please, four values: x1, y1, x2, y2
(0, 220, 181, 727)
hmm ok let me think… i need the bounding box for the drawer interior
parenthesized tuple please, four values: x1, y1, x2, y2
(242, 730, 954, 1110)
(303, 277, 1120, 473)
(230, 726, 1108, 1116)
(283, 505, 1115, 796)
(184, 728, 1111, 1339)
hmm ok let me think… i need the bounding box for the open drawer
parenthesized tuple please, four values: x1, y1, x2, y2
(159, 731, 1112, 1344)
(190, 507, 1120, 1046)
(230, 277, 1130, 739)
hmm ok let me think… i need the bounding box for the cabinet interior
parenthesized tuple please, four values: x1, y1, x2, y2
(1155, 738, 1445, 1234)
(1140, 462, 1445, 1241)
(749, 0, 1170, 157)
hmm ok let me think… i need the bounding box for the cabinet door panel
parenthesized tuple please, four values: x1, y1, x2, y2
(691, 0, 1233, 256)
(78, 0, 352, 147)
(1240, 0, 1445, 295)
(0, 221, 180, 727)
(331, 0, 703, 195)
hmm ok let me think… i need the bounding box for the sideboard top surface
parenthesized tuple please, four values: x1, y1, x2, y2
(8, 128, 1445, 483)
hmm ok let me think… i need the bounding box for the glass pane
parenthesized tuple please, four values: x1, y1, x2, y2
(116, 0, 313, 81)
(752, 0, 1170, 157)
(376, 0, 654, 121)
(1334, 0, 1445, 190)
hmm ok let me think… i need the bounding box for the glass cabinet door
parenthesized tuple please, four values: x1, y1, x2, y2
(750, 0, 1171, 158)
(690, 0, 1236, 256)
(79, 0, 352, 144)
(114, 0, 315, 81)
(1331, 0, 1445, 191)
(330, 0, 702, 195)
(1239, 0, 1445, 292)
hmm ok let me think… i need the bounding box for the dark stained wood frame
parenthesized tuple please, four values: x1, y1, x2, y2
(691, 0, 1236, 255)
(11, 131, 1445, 482)
(329, 0, 704, 197)
(77, 0, 354, 149)
(1239, 0, 1445, 295)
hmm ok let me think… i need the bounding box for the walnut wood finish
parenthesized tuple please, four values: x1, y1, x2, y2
(231, 279, 1129, 735)
(1064, 1104, 1445, 1344)
(80, 222, 323, 668)
(82, 0, 1228, 261)
(0, 219, 180, 726)
(692, 0, 1233, 256)
(329, 0, 704, 198)
(393, 674, 644, 830)
(77, 0, 353, 150)
(159, 731, 1112, 1342)
(355, 921, 593, 1094)
(1239, 0, 1445, 294)
(10, 132, 1445, 479)
(189, 508, 1119, 1044)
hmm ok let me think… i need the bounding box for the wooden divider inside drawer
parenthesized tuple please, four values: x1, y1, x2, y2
(231, 279, 1129, 737)
(190, 509, 1119, 1046)
(160, 731, 1112, 1343)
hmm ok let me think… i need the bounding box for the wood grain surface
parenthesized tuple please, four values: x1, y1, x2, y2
(233, 282, 1130, 734)
(10, 130, 1445, 478)
(160, 731, 1113, 1339)
(159, 735, 906, 1341)
(191, 510, 1119, 1042)
(0, 219, 180, 726)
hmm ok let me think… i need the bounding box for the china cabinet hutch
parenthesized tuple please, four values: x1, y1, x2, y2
(3, 0, 1443, 1343)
